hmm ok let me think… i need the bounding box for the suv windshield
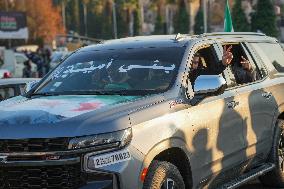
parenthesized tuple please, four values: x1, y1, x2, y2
(34, 46, 185, 96)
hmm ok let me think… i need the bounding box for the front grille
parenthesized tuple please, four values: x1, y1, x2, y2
(0, 163, 86, 189)
(0, 138, 116, 188)
(0, 138, 70, 152)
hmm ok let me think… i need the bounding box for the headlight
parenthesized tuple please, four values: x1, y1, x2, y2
(68, 128, 132, 150)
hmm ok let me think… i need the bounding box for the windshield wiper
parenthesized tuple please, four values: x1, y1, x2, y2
(28, 89, 162, 97)
(57, 90, 129, 96)
(97, 89, 161, 96)
(29, 92, 61, 97)
(75, 90, 155, 96)
(68, 90, 161, 96)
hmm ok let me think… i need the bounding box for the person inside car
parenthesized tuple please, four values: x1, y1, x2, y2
(23, 60, 32, 78)
(104, 67, 131, 90)
(233, 56, 258, 84)
(189, 45, 234, 85)
(190, 46, 257, 86)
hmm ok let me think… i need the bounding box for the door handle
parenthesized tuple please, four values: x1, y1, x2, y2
(262, 92, 272, 99)
(227, 101, 239, 109)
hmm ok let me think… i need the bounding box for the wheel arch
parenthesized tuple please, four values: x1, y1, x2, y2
(274, 102, 284, 117)
(272, 104, 284, 129)
(141, 138, 193, 189)
(267, 107, 284, 152)
(277, 112, 284, 120)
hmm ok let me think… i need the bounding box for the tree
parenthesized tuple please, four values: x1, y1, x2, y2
(66, 0, 80, 35)
(232, 0, 250, 32)
(111, 0, 141, 37)
(194, 6, 204, 34)
(85, 0, 104, 39)
(116, 0, 132, 38)
(0, 0, 64, 45)
(251, 0, 278, 37)
(25, 0, 64, 44)
(133, 9, 141, 36)
(101, 0, 114, 39)
(116, 5, 129, 38)
(82, 0, 90, 36)
(154, 13, 165, 34)
(174, 0, 189, 34)
(151, 0, 166, 34)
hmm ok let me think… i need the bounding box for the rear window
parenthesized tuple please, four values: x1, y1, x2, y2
(250, 42, 284, 72)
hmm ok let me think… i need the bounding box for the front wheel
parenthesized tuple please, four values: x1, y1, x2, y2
(260, 120, 284, 187)
(143, 160, 185, 189)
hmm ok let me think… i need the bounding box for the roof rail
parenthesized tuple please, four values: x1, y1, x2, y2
(198, 32, 266, 38)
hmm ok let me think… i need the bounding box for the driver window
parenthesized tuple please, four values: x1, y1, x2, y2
(188, 45, 221, 89)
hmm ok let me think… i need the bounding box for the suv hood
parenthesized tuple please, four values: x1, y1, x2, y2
(0, 95, 139, 126)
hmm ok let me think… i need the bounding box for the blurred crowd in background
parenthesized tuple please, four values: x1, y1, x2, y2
(0, 45, 70, 79)
(23, 48, 51, 78)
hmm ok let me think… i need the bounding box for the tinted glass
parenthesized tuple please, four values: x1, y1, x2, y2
(0, 87, 15, 101)
(51, 52, 67, 63)
(251, 42, 284, 72)
(19, 84, 26, 95)
(35, 47, 185, 95)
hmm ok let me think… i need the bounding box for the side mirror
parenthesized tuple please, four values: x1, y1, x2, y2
(24, 80, 39, 94)
(194, 75, 227, 96)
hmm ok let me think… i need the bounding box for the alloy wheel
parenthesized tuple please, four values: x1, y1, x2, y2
(161, 178, 176, 189)
(278, 130, 284, 172)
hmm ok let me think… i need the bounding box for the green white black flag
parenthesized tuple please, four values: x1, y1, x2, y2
(224, 0, 234, 32)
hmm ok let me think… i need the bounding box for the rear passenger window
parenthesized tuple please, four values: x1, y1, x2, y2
(250, 43, 284, 72)
(221, 43, 262, 87)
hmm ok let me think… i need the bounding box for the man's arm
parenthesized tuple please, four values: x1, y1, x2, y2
(209, 45, 234, 75)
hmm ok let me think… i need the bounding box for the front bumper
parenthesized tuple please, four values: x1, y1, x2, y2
(0, 145, 144, 189)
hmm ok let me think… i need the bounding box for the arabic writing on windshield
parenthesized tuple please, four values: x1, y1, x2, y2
(37, 47, 185, 95)
(52, 61, 176, 80)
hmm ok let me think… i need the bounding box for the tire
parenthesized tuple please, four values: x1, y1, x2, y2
(143, 160, 185, 189)
(260, 120, 284, 187)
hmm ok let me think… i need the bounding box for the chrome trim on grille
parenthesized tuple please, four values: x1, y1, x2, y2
(0, 142, 119, 156)
(0, 157, 80, 167)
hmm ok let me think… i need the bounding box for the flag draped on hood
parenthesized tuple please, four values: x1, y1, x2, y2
(224, 0, 234, 32)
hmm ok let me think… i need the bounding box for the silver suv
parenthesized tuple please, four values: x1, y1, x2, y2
(0, 33, 284, 189)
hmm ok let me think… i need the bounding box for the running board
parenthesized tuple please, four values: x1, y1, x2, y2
(220, 163, 275, 189)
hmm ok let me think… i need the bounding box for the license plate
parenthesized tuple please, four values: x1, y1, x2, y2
(92, 149, 131, 168)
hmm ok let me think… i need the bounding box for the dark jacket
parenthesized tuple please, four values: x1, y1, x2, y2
(233, 66, 258, 84)
(189, 61, 226, 85)
(189, 60, 257, 86)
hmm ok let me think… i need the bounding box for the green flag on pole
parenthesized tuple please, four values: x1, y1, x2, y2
(224, 0, 234, 32)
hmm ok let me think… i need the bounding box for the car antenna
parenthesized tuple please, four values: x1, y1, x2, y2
(174, 33, 183, 42)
